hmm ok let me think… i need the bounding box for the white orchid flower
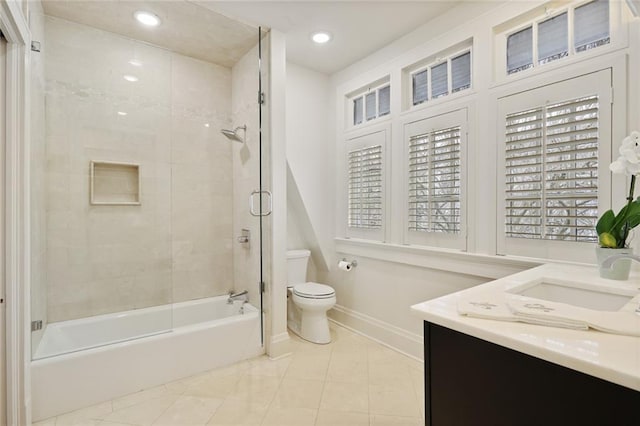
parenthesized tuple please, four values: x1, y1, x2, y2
(610, 131, 640, 175)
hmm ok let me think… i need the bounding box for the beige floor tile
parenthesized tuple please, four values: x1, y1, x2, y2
(152, 395, 223, 425)
(103, 395, 179, 426)
(326, 352, 369, 384)
(289, 334, 333, 355)
(226, 374, 281, 405)
(206, 399, 267, 426)
(246, 355, 291, 377)
(368, 358, 413, 387)
(319, 381, 369, 413)
(260, 407, 317, 426)
(369, 383, 421, 418)
(370, 414, 422, 426)
(182, 373, 242, 399)
(270, 378, 324, 409)
(99, 422, 134, 426)
(32, 420, 56, 426)
(54, 400, 113, 425)
(285, 352, 330, 381)
(112, 385, 170, 411)
(315, 409, 370, 426)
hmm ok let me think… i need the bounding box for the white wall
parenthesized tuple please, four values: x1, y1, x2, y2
(285, 62, 331, 271)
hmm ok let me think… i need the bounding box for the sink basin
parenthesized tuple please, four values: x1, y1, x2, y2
(507, 279, 636, 312)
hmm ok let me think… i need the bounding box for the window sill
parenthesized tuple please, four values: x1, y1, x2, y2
(334, 238, 591, 279)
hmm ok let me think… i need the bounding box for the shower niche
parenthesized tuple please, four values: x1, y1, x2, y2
(90, 161, 141, 205)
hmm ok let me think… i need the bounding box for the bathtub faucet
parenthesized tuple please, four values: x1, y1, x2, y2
(227, 290, 249, 304)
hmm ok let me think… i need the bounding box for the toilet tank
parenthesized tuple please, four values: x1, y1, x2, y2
(286, 249, 311, 285)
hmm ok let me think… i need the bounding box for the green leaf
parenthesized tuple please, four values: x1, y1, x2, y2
(596, 210, 615, 234)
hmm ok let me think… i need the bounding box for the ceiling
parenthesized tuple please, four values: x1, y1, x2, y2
(41, 1, 461, 74)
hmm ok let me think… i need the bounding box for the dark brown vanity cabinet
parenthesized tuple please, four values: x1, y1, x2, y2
(423, 322, 640, 426)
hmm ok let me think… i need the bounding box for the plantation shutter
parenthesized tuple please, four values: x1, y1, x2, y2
(574, 0, 610, 52)
(405, 109, 466, 250)
(409, 127, 461, 234)
(505, 95, 601, 243)
(348, 145, 383, 230)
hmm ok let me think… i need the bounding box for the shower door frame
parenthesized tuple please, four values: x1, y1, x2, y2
(0, 2, 30, 425)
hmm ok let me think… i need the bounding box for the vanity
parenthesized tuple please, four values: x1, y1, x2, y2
(411, 264, 640, 426)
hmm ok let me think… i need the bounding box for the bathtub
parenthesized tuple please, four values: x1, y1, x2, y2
(31, 295, 263, 421)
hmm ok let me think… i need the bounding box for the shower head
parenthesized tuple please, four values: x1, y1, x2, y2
(220, 125, 246, 143)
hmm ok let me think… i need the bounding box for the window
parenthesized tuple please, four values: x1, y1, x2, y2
(497, 70, 612, 261)
(405, 109, 467, 250)
(505, 0, 610, 76)
(410, 49, 472, 106)
(350, 82, 391, 127)
(346, 129, 387, 240)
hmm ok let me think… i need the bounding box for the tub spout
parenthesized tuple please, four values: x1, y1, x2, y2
(227, 290, 249, 304)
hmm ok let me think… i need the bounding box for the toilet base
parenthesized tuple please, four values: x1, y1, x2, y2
(287, 291, 335, 344)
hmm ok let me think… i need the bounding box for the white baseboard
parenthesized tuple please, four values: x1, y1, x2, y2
(328, 305, 423, 361)
(267, 331, 292, 359)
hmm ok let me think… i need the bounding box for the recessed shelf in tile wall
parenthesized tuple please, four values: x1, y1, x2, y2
(90, 161, 141, 205)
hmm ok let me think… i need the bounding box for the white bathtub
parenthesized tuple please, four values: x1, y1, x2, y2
(31, 296, 263, 421)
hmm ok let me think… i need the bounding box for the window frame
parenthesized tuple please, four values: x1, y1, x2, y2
(403, 108, 468, 250)
(494, 0, 624, 82)
(496, 68, 613, 262)
(348, 79, 392, 129)
(408, 48, 473, 108)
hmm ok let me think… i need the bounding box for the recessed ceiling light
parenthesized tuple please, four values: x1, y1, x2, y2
(134, 11, 161, 27)
(117, 111, 128, 116)
(311, 31, 332, 44)
(204, 123, 210, 128)
(129, 59, 143, 67)
(123, 75, 139, 82)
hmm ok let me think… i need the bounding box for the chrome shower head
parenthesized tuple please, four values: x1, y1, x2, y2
(220, 125, 246, 143)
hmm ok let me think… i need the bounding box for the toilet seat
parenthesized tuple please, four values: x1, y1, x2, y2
(293, 282, 335, 299)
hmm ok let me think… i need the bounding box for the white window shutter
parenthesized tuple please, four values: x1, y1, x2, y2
(348, 146, 382, 229)
(409, 127, 461, 234)
(498, 69, 612, 262)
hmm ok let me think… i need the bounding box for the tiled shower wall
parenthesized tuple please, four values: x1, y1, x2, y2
(44, 16, 234, 322)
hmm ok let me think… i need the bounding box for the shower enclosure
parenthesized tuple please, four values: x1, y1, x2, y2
(28, 0, 271, 419)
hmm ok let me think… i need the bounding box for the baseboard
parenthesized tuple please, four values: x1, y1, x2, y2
(328, 304, 423, 361)
(267, 331, 292, 359)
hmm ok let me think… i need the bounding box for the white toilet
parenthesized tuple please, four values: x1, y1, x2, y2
(286, 249, 336, 344)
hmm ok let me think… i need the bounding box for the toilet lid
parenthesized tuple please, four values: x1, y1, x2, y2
(293, 282, 335, 298)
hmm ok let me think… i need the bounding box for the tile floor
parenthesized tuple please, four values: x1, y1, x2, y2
(34, 324, 425, 426)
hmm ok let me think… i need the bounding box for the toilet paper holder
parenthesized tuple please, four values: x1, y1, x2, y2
(339, 258, 358, 270)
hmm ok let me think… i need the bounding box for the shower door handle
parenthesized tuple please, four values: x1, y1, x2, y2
(249, 189, 272, 217)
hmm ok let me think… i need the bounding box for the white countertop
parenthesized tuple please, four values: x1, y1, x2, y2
(411, 263, 640, 392)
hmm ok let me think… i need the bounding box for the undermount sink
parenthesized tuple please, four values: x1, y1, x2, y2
(507, 279, 637, 312)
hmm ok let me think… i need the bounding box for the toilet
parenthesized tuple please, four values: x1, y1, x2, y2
(286, 249, 336, 344)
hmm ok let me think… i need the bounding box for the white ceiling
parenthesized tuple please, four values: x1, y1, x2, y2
(41, 1, 461, 74)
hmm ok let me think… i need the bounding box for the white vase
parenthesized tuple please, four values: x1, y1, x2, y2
(595, 246, 634, 280)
